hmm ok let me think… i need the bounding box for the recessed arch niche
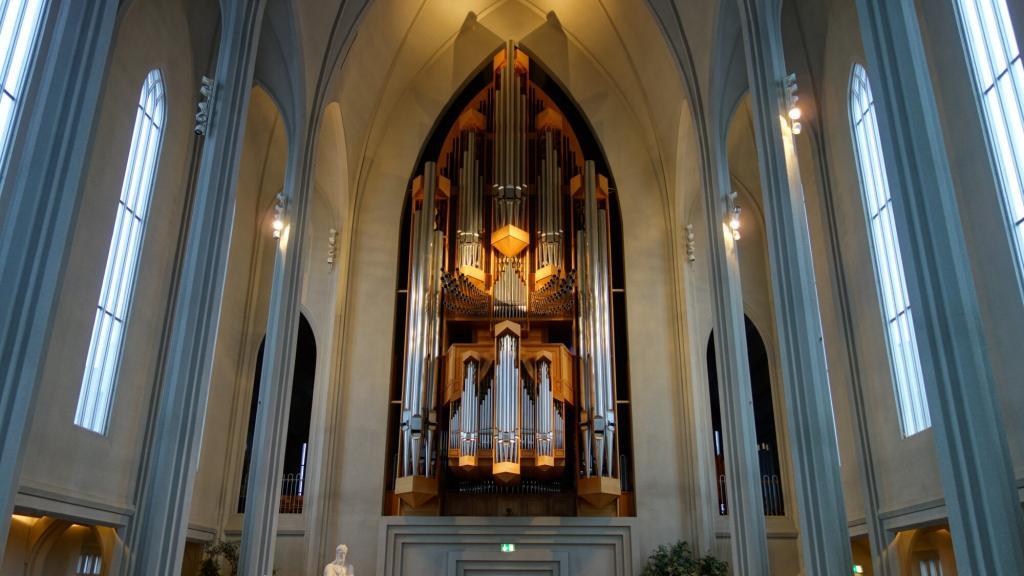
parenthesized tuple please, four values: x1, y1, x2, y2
(383, 42, 634, 518)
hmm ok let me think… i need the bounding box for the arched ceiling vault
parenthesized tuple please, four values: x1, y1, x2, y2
(314, 0, 693, 211)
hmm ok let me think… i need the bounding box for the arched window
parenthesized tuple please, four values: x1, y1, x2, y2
(0, 0, 48, 170)
(955, 0, 1024, 277)
(75, 70, 165, 434)
(849, 64, 930, 437)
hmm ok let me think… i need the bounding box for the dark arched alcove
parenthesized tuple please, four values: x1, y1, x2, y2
(237, 314, 317, 514)
(707, 316, 785, 516)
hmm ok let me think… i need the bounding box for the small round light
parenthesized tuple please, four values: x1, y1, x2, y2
(272, 218, 284, 231)
(788, 106, 802, 121)
(729, 217, 741, 231)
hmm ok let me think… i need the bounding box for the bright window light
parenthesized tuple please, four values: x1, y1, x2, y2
(849, 64, 931, 437)
(956, 0, 1024, 280)
(75, 70, 165, 434)
(0, 0, 47, 174)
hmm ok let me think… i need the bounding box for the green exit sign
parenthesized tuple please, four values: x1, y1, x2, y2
(852, 566, 864, 574)
(500, 543, 516, 553)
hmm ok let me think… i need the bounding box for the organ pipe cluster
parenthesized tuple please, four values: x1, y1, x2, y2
(393, 43, 624, 513)
(398, 163, 445, 483)
(576, 161, 618, 481)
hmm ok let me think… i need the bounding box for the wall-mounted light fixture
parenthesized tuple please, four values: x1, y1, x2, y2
(784, 73, 802, 135)
(327, 227, 338, 269)
(686, 224, 696, 263)
(272, 192, 287, 239)
(194, 76, 215, 136)
(727, 191, 741, 241)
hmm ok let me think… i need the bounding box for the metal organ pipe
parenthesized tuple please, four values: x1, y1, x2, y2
(538, 130, 563, 269)
(399, 162, 443, 480)
(536, 360, 553, 459)
(577, 160, 617, 480)
(458, 133, 483, 269)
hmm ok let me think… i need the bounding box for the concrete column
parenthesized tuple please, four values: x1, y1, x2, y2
(0, 0, 119, 554)
(810, 141, 894, 576)
(705, 130, 771, 574)
(853, 0, 1024, 573)
(735, 0, 852, 573)
(238, 120, 312, 574)
(127, 2, 268, 574)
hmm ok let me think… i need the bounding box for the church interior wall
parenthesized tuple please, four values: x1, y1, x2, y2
(321, 2, 702, 572)
(914, 0, 1024, 478)
(3, 0, 1023, 574)
(189, 86, 288, 534)
(814, 0, 948, 525)
(15, 0, 209, 526)
(799, 0, 1024, 536)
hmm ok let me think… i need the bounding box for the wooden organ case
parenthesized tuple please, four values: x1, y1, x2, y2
(385, 42, 634, 517)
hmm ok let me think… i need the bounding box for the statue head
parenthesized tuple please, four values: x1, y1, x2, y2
(335, 544, 348, 563)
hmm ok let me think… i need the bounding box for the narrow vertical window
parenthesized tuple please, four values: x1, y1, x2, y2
(849, 64, 930, 437)
(955, 0, 1024, 276)
(75, 70, 165, 434)
(0, 0, 48, 168)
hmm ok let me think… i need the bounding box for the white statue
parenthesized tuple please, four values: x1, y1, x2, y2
(324, 544, 354, 576)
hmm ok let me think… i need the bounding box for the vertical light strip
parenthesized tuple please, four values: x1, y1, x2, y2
(75, 70, 165, 434)
(957, 0, 1024, 276)
(849, 65, 931, 437)
(0, 0, 46, 178)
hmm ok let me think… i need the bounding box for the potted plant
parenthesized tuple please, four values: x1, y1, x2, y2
(199, 539, 240, 576)
(640, 540, 729, 576)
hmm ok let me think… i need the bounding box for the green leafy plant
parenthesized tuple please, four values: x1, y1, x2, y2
(198, 558, 220, 576)
(640, 540, 729, 576)
(200, 539, 240, 576)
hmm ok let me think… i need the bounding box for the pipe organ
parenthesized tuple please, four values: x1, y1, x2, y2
(390, 42, 631, 516)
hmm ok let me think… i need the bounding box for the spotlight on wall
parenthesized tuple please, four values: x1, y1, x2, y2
(272, 192, 287, 239)
(784, 73, 803, 135)
(727, 191, 741, 241)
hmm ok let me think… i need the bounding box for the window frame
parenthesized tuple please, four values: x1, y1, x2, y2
(0, 0, 50, 178)
(74, 68, 166, 435)
(952, 0, 1024, 294)
(848, 63, 931, 437)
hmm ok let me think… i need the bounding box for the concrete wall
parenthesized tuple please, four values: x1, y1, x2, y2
(14, 0, 210, 530)
(6, 0, 1024, 574)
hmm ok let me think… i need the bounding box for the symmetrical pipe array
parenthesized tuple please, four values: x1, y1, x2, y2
(399, 162, 445, 479)
(576, 161, 617, 479)
(397, 43, 624, 510)
(493, 330, 521, 468)
(457, 133, 484, 269)
(494, 257, 527, 317)
(492, 40, 529, 318)
(537, 130, 564, 270)
(493, 40, 527, 228)
(459, 359, 479, 457)
(535, 359, 554, 460)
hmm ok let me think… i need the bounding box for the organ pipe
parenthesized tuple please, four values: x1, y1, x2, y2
(399, 162, 444, 481)
(578, 160, 617, 480)
(395, 42, 625, 513)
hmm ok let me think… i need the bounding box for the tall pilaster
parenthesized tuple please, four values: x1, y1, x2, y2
(128, 2, 268, 573)
(0, 0, 119, 554)
(853, 0, 1024, 573)
(705, 134, 771, 574)
(735, 0, 851, 573)
(238, 123, 312, 574)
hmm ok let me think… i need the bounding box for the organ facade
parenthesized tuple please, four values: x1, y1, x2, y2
(385, 42, 633, 517)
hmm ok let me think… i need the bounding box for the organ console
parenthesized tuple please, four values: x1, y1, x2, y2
(389, 41, 631, 516)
